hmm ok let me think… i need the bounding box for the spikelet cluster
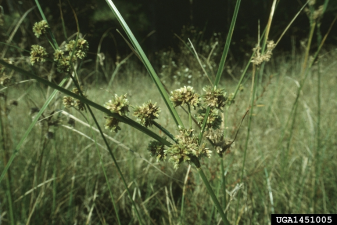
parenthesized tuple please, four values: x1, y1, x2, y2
(30, 45, 48, 65)
(134, 101, 160, 127)
(170, 86, 200, 109)
(196, 107, 222, 130)
(251, 41, 276, 66)
(62, 87, 86, 111)
(205, 129, 234, 156)
(32, 20, 49, 38)
(164, 128, 211, 169)
(202, 86, 227, 109)
(104, 94, 129, 116)
(65, 38, 89, 59)
(104, 94, 129, 133)
(31, 20, 89, 74)
(147, 140, 166, 161)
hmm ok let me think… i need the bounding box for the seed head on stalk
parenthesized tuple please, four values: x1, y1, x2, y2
(147, 140, 166, 161)
(33, 20, 49, 38)
(164, 128, 211, 169)
(134, 101, 160, 127)
(202, 86, 228, 110)
(170, 86, 200, 109)
(196, 107, 222, 130)
(103, 94, 130, 133)
(30, 45, 48, 65)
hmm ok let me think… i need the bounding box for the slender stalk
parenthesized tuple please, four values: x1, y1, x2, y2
(188, 104, 192, 129)
(221, 108, 229, 215)
(220, 159, 227, 212)
(104, 0, 184, 128)
(95, 144, 121, 225)
(214, 0, 241, 87)
(153, 121, 177, 143)
(52, 140, 57, 222)
(198, 107, 210, 144)
(197, 167, 230, 225)
(6, 176, 15, 225)
(264, 168, 275, 214)
(180, 165, 191, 225)
(313, 0, 329, 210)
(207, 181, 221, 225)
(236, 64, 257, 220)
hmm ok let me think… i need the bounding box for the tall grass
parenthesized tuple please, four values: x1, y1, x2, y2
(0, 0, 336, 224)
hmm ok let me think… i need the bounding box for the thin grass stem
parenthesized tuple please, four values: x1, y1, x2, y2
(104, 0, 184, 128)
(197, 167, 230, 225)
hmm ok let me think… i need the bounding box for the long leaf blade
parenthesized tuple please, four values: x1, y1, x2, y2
(104, 0, 184, 128)
(0, 60, 172, 146)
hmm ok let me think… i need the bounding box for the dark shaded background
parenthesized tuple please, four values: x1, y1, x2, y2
(1, 0, 337, 61)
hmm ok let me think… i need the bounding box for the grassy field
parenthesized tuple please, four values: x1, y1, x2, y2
(1, 1, 336, 224)
(1, 46, 336, 224)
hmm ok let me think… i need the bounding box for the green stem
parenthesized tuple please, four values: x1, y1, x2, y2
(197, 167, 230, 225)
(153, 121, 177, 143)
(220, 159, 227, 212)
(188, 104, 192, 129)
(198, 107, 211, 144)
(180, 165, 191, 225)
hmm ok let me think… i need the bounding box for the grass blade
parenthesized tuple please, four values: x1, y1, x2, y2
(0, 60, 171, 147)
(214, 0, 241, 87)
(104, 0, 184, 128)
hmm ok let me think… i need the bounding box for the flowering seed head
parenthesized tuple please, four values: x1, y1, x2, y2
(65, 38, 89, 59)
(147, 140, 166, 161)
(196, 107, 222, 130)
(57, 55, 76, 73)
(202, 86, 227, 109)
(309, 0, 316, 6)
(134, 101, 160, 127)
(170, 86, 200, 109)
(33, 20, 49, 38)
(104, 94, 129, 116)
(63, 87, 86, 111)
(30, 45, 48, 65)
(164, 128, 211, 169)
(205, 129, 233, 156)
(104, 116, 121, 133)
(63, 96, 73, 108)
(74, 99, 85, 111)
(54, 49, 64, 61)
(226, 93, 235, 106)
(72, 87, 86, 111)
(251, 40, 276, 66)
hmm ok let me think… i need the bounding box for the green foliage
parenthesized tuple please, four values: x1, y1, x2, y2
(0, 0, 336, 224)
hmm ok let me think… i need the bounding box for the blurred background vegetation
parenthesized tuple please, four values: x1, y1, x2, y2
(1, 0, 337, 65)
